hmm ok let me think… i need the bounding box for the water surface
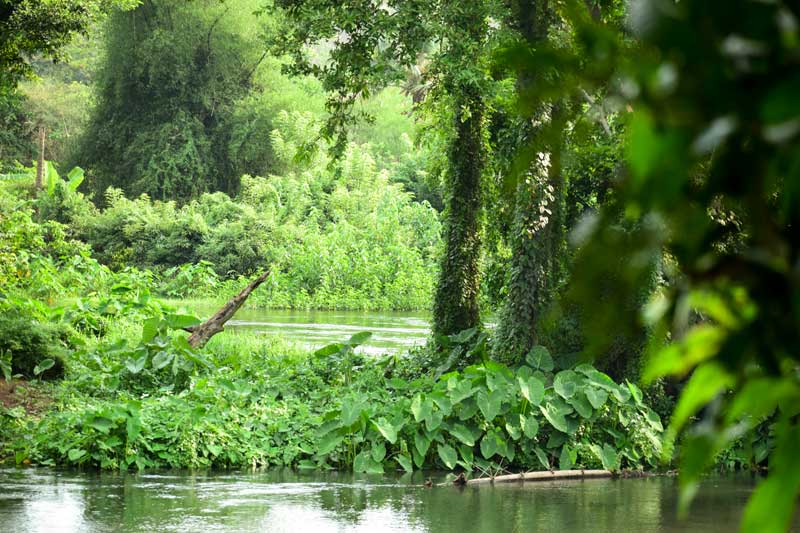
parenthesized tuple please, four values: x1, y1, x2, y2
(191, 307, 431, 354)
(0, 469, 784, 533)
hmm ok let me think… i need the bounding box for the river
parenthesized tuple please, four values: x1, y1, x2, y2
(0, 469, 784, 532)
(191, 307, 432, 355)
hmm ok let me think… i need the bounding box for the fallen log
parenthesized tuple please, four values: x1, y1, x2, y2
(184, 269, 271, 348)
(462, 469, 613, 485)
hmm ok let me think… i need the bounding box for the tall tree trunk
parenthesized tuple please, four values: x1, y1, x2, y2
(432, 87, 485, 337)
(493, 0, 568, 364)
(34, 126, 45, 190)
(432, 1, 489, 339)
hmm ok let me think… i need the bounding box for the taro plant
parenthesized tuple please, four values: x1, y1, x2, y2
(305, 343, 663, 474)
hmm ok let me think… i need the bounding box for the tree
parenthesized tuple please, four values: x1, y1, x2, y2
(0, 0, 136, 93)
(508, 0, 800, 529)
(75, 0, 273, 201)
(271, 0, 495, 339)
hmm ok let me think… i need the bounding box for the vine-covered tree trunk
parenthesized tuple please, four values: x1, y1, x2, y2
(493, 0, 567, 364)
(432, 87, 485, 337)
(492, 128, 565, 364)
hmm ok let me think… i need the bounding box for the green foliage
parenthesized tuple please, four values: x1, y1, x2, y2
(76, 0, 274, 200)
(0, 0, 137, 92)
(306, 342, 662, 473)
(503, 0, 800, 529)
(0, 309, 66, 380)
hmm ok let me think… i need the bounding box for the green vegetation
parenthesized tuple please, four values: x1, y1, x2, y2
(1, 0, 798, 531)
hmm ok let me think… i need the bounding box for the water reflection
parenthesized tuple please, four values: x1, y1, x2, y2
(195, 308, 432, 354)
(0, 469, 786, 533)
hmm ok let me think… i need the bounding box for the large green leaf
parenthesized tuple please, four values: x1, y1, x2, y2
(438, 443, 458, 469)
(125, 356, 147, 375)
(540, 402, 568, 433)
(411, 394, 432, 422)
(477, 389, 504, 422)
(585, 388, 609, 409)
(480, 431, 501, 459)
(341, 399, 366, 426)
(33, 358, 55, 376)
(526, 346, 554, 372)
(559, 445, 574, 470)
(568, 392, 593, 419)
(151, 351, 173, 370)
(371, 442, 386, 463)
(346, 331, 372, 346)
(317, 432, 344, 455)
(395, 453, 413, 473)
(448, 423, 476, 446)
(521, 414, 539, 438)
(518, 376, 545, 405)
(534, 447, 549, 469)
(87, 416, 115, 433)
(553, 370, 579, 399)
(68, 449, 86, 462)
(414, 432, 431, 457)
(448, 379, 476, 403)
(373, 417, 399, 444)
(165, 313, 202, 330)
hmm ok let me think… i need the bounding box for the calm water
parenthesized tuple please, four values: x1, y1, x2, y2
(0, 469, 783, 533)
(191, 307, 432, 355)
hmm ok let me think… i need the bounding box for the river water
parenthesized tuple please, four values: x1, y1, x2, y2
(194, 307, 432, 355)
(0, 469, 781, 532)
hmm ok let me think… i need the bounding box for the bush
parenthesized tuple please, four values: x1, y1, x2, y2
(0, 313, 67, 380)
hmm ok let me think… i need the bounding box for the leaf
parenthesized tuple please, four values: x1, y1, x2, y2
(411, 394, 432, 423)
(526, 346, 554, 372)
(395, 454, 413, 473)
(341, 399, 365, 426)
(626, 381, 644, 405)
(518, 376, 545, 406)
(553, 370, 579, 399)
(521, 414, 539, 439)
(317, 432, 344, 455)
(87, 416, 115, 434)
(353, 451, 383, 473)
(448, 423, 476, 446)
(477, 389, 504, 422)
(142, 317, 161, 343)
(125, 356, 146, 375)
(741, 423, 800, 533)
(669, 362, 734, 436)
(585, 388, 609, 409)
(480, 431, 500, 459)
(645, 408, 663, 432)
(449, 327, 477, 343)
(68, 449, 86, 462)
(540, 402, 568, 433)
(315, 343, 344, 357)
(505, 421, 522, 441)
(151, 351, 173, 370)
(33, 358, 55, 376)
(347, 331, 372, 346)
(642, 325, 725, 383)
(414, 432, 431, 457)
(66, 166, 84, 192)
(165, 313, 202, 330)
(438, 444, 458, 469)
(601, 443, 619, 471)
(425, 409, 444, 432)
(448, 379, 476, 403)
(534, 447, 550, 469)
(371, 442, 386, 463)
(559, 446, 573, 470)
(373, 418, 399, 444)
(568, 392, 594, 419)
